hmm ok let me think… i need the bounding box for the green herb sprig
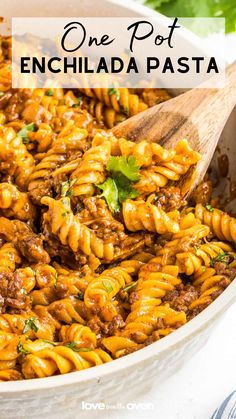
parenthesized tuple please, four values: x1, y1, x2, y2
(23, 317, 39, 334)
(64, 342, 93, 352)
(108, 87, 121, 101)
(17, 123, 36, 144)
(96, 156, 140, 213)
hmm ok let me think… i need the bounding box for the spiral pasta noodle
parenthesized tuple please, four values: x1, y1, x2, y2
(41, 196, 115, 263)
(0, 125, 35, 189)
(123, 200, 180, 234)
(22, 347, 112, 378)
(82, 97, 126, 128)
(70, 133, 111, 197)
(176, 241, 234, 276)
(0, 369, 23, 381)
(0, 313, 56, 341)
(0, 183, 35, 221)
(59, 324, 97, 349)
(195, 203, 236, 243)
(84, 266, 133, 320)
(80, 87, 147, 117)
(28, 128, 88, 203)
(189, 269, 231, 310)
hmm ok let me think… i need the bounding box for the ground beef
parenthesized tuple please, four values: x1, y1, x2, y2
(29, 180, 53, 205)
(191, 180, 213, 206)
(163, 283, 200, 312)
(0, 270, 30, 313)
(144, 331, 161, 346)
(88, 314, 125, 339)
(0, 217, 50, 263)
(214, 262, 236, 281)
(78, 197, 125, 245)
(1, 89, 33, 121)
(155, 186, 186, 211)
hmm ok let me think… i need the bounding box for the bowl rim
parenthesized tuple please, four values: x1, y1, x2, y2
(1, 0, 235, 395)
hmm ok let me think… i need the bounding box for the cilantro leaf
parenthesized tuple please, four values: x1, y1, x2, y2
(97, 156, 140, 213)
(108, 87, 121, 101)
(107, 156, 140, 182)
(72, 97, 82, 108)
(210, 252, 231, 267)
(144, 0, 236, 33)
(206, 204, 214, 212)
(114, 173, 139, 203)
(61, 178, 77, 197)
(96, 178, 120, 214)
(17, 123, 36, 143)
(17, 342, 29, 355)
(46, 89, 54, 96)
(23, 317, 39, 334)
(64, 342, 93, 352)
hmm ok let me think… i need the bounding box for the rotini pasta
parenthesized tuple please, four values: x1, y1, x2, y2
(0, 183, 35, 221)
(80, 87, 147, 117)
(0, 125, 35, 190)
(195, 203, 236, 243)
(22, 347, 112, 378)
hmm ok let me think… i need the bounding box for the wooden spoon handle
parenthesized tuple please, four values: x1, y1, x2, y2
(112, 61, 236, 197)
(191, 60, 236, 147)
(112, 61, 236, 151)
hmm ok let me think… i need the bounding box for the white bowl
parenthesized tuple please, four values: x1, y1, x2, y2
(1, 1, 236, 417)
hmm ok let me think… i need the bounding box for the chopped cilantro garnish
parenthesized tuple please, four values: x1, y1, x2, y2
(64, 342, 93, 352)
(17, 123, 36, 143)
(23, 317, 39, 334)
(206, 204, 214, 212)
(45, 89, 54, 96)
(107, 156, 140, 182)
(61, 178, 77, 197)
(0, 91, 4, 97)
(120, 104, 129, 115)
(96, 178, 120, 214)
(108, 87, 120, 101)
(17, 342, 29, 355)
(96, 156, 140, 213)
(61, 181, 70, 196)
(210, 252, 230, 267)
(102, 280, 113, 293)
(72, 97, 82, 108)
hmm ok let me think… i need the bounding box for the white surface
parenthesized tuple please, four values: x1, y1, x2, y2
(83, 302, 236, 419)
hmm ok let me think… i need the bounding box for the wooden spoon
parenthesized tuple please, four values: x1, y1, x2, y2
(112, 61, 236, 197)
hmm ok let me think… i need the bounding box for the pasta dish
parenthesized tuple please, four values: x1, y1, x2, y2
(0, 35, 235, 382)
